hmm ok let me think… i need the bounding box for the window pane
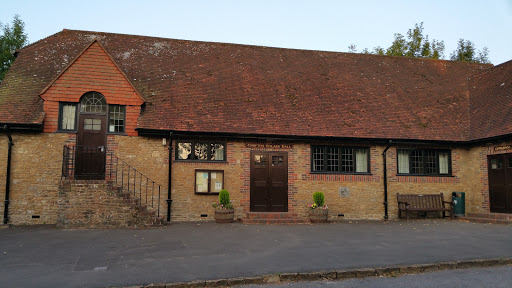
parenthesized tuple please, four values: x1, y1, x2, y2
(439, 152, 450, 174)
(398, 150, 410, 174)
(109, 105, 125, 133)
(61, 104, 76, 130)
(411, 150, 423, 174)
(210, 171, 224, 192)
(312, 147, 325, 171)
(195, 143, 208, 160)
(327, 147, 339, 172)
(254, 154, 267, 166)
(272, 156, 284, 166)
(177, 142, 192, 160)
(80, 92, 106, 113)
(355, 149, 368, 173)
(84, 118, 93, 130)
(341, 148, 354, 172)
(211, 143, 225, 161)
(425, 150, 437, 174)
(195, 171, 209, 193)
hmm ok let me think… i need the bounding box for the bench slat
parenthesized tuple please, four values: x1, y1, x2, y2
(397, 193, 454, 221)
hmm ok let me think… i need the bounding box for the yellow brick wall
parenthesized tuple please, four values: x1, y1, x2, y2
(0, 133, 70, 225)
(1, 133, 510, 225)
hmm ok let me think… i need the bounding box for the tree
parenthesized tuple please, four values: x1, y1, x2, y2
(0, 15, 28, 82)
(347, 22, 492, 63)
(347, 43, 357, 53)
(449, 39, 490, 64)
(385, 23, 444, 59)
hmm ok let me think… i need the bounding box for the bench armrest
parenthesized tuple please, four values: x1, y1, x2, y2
(443, 200, 454, 207)
(397, 200, 410, 207)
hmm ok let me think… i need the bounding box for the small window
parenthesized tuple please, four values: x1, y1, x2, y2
(195, 170, 224, 194)
(108, 105, 125, 133)
(58, 103, 77, 131)
(398, 149, 451, 176)
(84, 118, 101, 130)
(176, 141, 226, 161)
(80, 92, 106, 114)
(311, 146, 370, 174)
(491, 158, 503, 169)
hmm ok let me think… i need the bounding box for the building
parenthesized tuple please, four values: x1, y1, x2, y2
(0, 29, 511, 227)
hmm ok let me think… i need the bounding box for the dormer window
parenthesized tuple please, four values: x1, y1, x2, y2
(108, 105, 125, 133)
(80, 92, 107, 113)
(58, 102, 77, 131)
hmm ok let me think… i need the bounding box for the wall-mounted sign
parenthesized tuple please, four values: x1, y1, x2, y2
(245, 143, 294, 149)
(494, 145, 511, 151)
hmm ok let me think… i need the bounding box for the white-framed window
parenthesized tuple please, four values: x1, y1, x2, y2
(311, 146, 370, 173)
(397, 149, 451, 175)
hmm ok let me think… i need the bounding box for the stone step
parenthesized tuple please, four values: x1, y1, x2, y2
(241, 218, 310, 225)
(459, 217, 512, 225)
(245, 212, 299, 220)
(466, 212, 512, 220)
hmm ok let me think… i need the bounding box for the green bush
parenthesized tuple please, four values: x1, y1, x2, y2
(219, 189, 230, 206)
(313, 191, 325, 207)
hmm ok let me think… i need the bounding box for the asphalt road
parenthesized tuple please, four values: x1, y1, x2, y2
(238, 266, 512, 288)
(0, 220, 511, 288)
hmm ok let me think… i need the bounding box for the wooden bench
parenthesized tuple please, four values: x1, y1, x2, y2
(397, 193, 454, 221)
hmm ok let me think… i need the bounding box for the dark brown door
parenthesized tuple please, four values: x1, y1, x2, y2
(250, 151, 288, 212)
(488, 154, 512, 213)
(75, 114, 107, 180)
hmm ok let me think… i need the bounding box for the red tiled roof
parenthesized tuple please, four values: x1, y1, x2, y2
(0, 29, 499, 141)
(469, 60, 512, 140)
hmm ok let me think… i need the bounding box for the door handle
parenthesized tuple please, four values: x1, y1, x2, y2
(98, 146, 105, 152)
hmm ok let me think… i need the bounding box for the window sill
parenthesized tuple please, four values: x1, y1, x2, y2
(175, 160, 228, 164)
(195, 192, 220, 195)
(107, 132, 128, 136)
(310, 171, 372, 176)
(56, 130, 77, 134)
(396, 174, 453, 177)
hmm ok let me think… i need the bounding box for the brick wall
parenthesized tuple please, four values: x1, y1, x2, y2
(40, 41, 143, 136)
(0, 133, 70, 225)
(1, 132, 508, 225)
(57, 180, 158, 228)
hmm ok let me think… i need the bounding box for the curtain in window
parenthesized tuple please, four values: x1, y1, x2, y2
(398, 150, 410, 174)
(355, 149, 368, 172)
(61, 104, 76, 130)
(439, 152, 449, 174)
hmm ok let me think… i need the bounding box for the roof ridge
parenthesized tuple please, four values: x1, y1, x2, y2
(57, 29, 494, 67)
(20, 29, 67, 51)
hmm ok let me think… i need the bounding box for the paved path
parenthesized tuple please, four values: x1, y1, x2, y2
(0, 220, 511, 288)
(239, 266, 512, 288)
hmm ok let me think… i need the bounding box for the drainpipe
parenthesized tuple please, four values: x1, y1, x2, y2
(382, 140, 392, 220)
(166, 132, 173, 222)
(3, 125, 13, 224)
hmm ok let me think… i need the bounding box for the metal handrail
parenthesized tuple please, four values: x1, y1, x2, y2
(61, 145, 162, 217)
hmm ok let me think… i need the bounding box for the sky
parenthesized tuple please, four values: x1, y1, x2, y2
(1, 0, 511, 64)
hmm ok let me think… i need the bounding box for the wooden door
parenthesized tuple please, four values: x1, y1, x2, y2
(75, 114, 107, 180)
(488, 154, 512, 213)
(250, 151, 288, 212)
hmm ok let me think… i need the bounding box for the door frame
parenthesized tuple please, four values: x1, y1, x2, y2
(249, 151, 288, 212)
(488, 153, 512, 214)
(75, 109, 108, 180)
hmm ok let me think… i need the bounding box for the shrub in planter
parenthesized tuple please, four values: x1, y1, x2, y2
(212, 189, 234, 223)
(309, 191, 328, 223)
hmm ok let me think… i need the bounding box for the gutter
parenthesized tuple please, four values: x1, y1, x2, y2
(3, 125, 13, 224)
(136, 128, 471, 146)
(382, 140, 393, 220)
(167, 132, 173, 222)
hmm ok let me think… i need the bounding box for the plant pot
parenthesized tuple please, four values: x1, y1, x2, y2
(214, 208, 234, 223)
(309, 208, 328, 223)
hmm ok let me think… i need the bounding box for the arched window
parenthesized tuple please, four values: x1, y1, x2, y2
(80, 92, 107, 114)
